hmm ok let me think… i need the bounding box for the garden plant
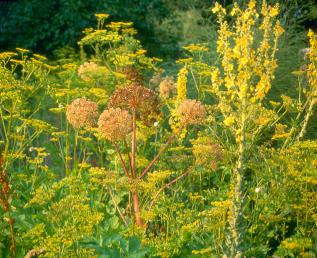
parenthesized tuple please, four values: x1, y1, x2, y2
(1, 1, 317, 257)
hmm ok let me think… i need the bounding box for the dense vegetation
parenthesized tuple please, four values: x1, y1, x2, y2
(1, 1, 317, 257)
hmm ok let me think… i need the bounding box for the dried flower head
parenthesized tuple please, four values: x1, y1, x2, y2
(119, 66, 143, 83)
(98, 108, 132, 142)
(159, 76, 176, 99)
(149, 70, 163, 87)
(177, 99, 206, 125)
(78, 61, 99, 82)
(108, 83, 160, 125)
(66, 98, 98, 129)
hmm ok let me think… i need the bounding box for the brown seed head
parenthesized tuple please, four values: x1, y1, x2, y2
(108, 83, 160, 125)
(119, 66, 143, 83)
(78, 62, 99, 82)
(66, 98, 99, 129)
(149, 70, 163, 87)
(177, 99, 206, 125)
(98, 108, 132, 142)
(159, 76, 175, 99)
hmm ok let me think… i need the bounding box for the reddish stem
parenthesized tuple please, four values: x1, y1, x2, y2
(113, 143, 130, 178)
(9, 219, 16, 257)
(138, 131, 178, 179)
(132, 191, 143, 226)
(149, 167, 192, 210)
(131, 111, 137, 177)
(0, 155, 16, 258)
(124, 138, 132, 175)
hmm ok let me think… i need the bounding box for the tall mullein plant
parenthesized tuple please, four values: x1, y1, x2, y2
(296, 30, 317, 141)
(211, 1, 284, 255)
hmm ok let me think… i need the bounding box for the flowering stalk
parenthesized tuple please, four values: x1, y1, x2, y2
(209, 1, 283, 255)
(66, 97, 99, 175)
(296, 30, 317, 142)
(99, 82, 205, 228)
(296, 98, 316, 141)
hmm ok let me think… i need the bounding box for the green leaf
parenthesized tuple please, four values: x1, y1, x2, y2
(128, 236, 141, 253)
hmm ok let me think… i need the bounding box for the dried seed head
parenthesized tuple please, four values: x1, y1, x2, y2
(108, 83, 160, 125)
(177, 99, 206, 125)
(159, 76, 175, 99)
(66, 98, 99, 129)
(119, 66, 143, 83)
(98, 108, 132, 142)
(149, 70, 163, 87)
(78, 62, 99, 82)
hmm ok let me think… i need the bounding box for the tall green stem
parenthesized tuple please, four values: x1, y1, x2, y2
(230, 92, 247, 257)
(296, 97, 316, 141)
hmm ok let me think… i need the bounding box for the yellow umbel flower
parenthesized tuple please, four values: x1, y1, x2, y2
(95, 13, 109, 20)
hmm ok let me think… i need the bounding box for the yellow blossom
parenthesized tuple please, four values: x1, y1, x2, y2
(212, 2, 226, 14)
(95, 13, 109, 20)
(183, 43, 209, 52)
(176, 66, 188, 102)
(223, 116, 235, 127)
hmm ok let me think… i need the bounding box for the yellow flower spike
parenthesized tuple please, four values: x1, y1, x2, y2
(269, 5, 279, 17)
(261, 0, 268, 15)
(248, 0, 256, 9)
(176, 66, 188, 102)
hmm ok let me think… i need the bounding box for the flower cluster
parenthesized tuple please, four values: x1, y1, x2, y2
(108, 83, 160, 125)
(159, 76, 176, 99)
(78, 61, 100, 82)
(98, 108, 132, 142)
(183, 43, 209, 53)
(66, 98, 99, 129)
(177, 99, 205, 125)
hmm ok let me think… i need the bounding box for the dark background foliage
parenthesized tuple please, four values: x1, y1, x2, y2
(1, 0, 315, 59)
